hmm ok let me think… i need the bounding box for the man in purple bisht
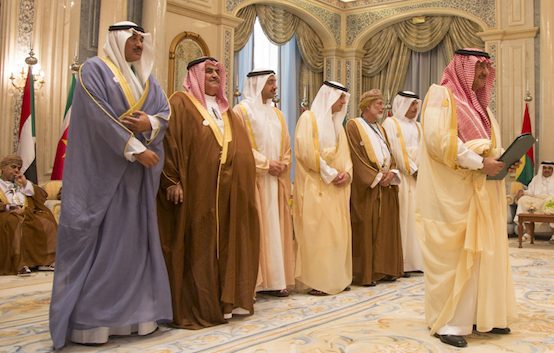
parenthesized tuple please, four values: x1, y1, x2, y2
(49, 21, 172, 349)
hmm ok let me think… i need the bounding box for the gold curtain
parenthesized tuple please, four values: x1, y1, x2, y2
(300, 61, 324, 103)
(361, 42, 411, 114)
(362, 27, 398, 76)
(256, 5, 299, 45)
(395, 16, 453, 52)
(441, 17, 485, 62)
(234, 4, 324, 106)
(234, 6, 257, 51)
(362, 16, 484, 96)
(296, 21, 324, 73)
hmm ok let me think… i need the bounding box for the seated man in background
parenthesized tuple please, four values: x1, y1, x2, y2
(0, 154, 57, 276)
(515, 161, 554, 242)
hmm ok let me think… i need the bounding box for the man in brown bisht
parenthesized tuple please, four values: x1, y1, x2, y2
(157, 56, 260, 329)
(346, 89, 404, 287)
(0, 154, 56, 276)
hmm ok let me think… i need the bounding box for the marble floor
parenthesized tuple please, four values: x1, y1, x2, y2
(0, 238, 552, 353)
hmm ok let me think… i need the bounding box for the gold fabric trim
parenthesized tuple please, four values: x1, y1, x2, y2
(0, 189, 9, 205)
(390, 117, 411, 174)
(99, 57, 150, 121)
(273, 108, 288, 160)
(352, 119, 381, 171)
(238, 104, 258, 150)
(220, 112, 233, 165)
(183, 92, 224, 146)
(446, 89, 459, 168)
(0, 187, 28, 210)
(308, 112, 320, 173)
(78, 61, 133, 156)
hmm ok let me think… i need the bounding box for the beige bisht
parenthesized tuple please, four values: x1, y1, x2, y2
(416, 84, 516, 334)
(293, 81, 353, 295)
(233, 69, 294, 291)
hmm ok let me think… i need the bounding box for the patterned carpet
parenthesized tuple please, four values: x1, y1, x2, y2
(1, 239, 552, 353)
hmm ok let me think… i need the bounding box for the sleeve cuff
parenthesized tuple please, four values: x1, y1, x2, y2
(390, 169, 401, 185)
(370, 172, 383, 188)
(319, 157, 339, 184)
(143, 114, 161, 143)
(21, 180, 35, 196)
(124, 136, 147, 161)
(457, 139, 485, 170)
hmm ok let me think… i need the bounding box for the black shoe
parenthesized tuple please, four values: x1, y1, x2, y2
(472, 325, 511, 334)
(401, 272, 411, 278)
(434, 333, 467, 348)
(380, 275, 397, 282)
(363, 281, 377, 287)
(17, 266, 31, 277)
(259, 289, 289, 297)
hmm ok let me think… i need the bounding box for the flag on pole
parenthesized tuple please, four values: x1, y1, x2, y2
(515, 103, 534, 186)
(16, 67, 37, 184)
(51, 74, 76, 180)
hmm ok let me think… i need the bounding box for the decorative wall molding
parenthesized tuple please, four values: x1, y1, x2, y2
(317, 0, 408, 9)
(12, 0, 36, 151)
(344, 59, 357, 119)
(488, 42, 498, 116)
(224, 28, 233, 101)
(345, 59, 352, 90)
(346, 0, 496, 46)
(479, 27, 539, 41)
(325, 57, 333, 80)
(168, 2, 242, 27)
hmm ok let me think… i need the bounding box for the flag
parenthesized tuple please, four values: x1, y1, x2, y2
(515, 103, 534, 186)
(51, 74, 76, 180)
(16, 67, 37, 184)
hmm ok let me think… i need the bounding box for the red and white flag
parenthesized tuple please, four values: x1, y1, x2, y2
(51, 74, 76, 180)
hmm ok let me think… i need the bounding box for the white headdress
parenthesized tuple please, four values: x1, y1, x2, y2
(103, 21, 154, 100)
(527, 161, 554, 197)
(392, 91, 422, 122)
(310, 81, 350, 150)
(240, 69, 278, 145)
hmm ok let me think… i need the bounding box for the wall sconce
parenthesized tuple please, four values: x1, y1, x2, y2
(233, 84, 242, 105)
(524, 89, 533, 102)
(9, 48, 45, 91)
(300, 97, 309, 111)
(300, 85, 309, 111)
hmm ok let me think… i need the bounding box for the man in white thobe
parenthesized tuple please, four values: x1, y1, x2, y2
(233, 69, 294, 297)
(383, 91, 424, 273)
(514, 161, 554, 242)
